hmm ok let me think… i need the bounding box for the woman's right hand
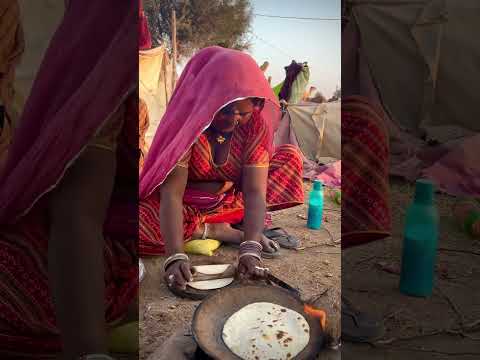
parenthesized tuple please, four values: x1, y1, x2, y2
(164, 260, 194, 290)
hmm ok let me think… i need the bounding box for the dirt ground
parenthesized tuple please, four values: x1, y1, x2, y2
(343, 178, 480, 359)
(139, 177, 480, 359)
(139, 181, 341, 360)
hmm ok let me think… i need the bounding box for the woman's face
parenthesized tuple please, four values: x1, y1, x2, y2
(212, 99, 254, 132)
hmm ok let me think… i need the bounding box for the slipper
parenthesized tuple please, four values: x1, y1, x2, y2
(341, 296, 385, 343)
(263, 227, 300, 249)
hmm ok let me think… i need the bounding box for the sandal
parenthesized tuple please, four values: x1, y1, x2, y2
(263, 227, 300, 249)
(259, 239, 281, 259)
(341, 296, 385, 343)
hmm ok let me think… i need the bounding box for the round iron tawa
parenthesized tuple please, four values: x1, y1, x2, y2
(192, 284, 325, 359)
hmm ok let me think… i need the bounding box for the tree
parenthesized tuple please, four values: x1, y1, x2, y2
(143, 0, 253, 59)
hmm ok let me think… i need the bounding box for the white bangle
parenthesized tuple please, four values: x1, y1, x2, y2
(240, 240, 262, 248)
(163, 253, 189, 272)
(238, 252, 262, 262)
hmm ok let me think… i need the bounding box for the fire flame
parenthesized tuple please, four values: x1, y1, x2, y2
(304, 304, 327, 330)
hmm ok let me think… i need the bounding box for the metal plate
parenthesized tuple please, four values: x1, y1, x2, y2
(192, 284, 325, 360)
(167, 258, 237, 300)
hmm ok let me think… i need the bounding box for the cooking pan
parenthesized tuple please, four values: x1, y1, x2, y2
(191, 284, 325, 359)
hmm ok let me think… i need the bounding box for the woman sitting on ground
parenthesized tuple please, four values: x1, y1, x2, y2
(139, 46, 304, 288)
(0, 2, 138, 359)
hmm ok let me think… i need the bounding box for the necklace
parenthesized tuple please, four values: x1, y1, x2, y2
(210, 129, 233, 144)
(210, 120, 238, 144)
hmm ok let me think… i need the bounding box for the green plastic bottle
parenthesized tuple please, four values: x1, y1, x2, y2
(399, 179, 439, 297)
(307, 180, 324, 230)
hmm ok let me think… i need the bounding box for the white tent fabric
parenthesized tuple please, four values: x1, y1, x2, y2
(345, 0, 480, 197)
(274, 100, 340, 183)
(139, 46, 174, 147)
(350, 0, 480, 135)
(287, 101, 340, 163)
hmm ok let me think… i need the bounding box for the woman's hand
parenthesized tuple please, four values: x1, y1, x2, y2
(164, 260, 194, 290)
(238, 255, 265, 280)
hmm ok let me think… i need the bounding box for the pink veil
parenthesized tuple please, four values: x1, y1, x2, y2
(0, 1, 137, 223)
(140, 46, 281, 199)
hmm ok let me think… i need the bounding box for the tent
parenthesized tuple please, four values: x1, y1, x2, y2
(139, 46, 174, 146)
(344, 0, 480, 197)
(275, 100, 341, 186)
(345, 0, 480, 135)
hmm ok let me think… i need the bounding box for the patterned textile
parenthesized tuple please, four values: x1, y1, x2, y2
(342, 96, 391, 248)
(0, 95, 139, 357)
(139, 113, 304, 255)
(0, 1, 137, 223)
(139, 46, 281, 200)
(0, 2, 138, 356)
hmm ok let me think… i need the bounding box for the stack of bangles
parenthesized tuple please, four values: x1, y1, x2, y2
(163, 253, 189, 272)
(238, 240, 262, 261)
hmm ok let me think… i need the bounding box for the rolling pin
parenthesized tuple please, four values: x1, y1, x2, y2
(192, 264, 236, 282)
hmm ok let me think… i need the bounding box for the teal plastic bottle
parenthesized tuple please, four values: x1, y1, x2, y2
(399, 179, 439, 297)
(307, 180, 324, 230)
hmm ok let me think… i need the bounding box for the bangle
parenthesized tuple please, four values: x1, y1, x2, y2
(240, 241, 262, 252)
(163, 253, 189, 272)
(240, 240, 262, 248)
(239, 240, 262, 257)
(238, 252, 262, 262)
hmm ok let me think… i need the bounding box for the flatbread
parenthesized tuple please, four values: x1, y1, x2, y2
(187, 264, 234, 290)
(193, 264, 230, 274)
(187, 278, 234, 290)
(222, 302, 310, 360)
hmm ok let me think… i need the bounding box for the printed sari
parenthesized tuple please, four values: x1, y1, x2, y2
(0, 1, 140, 356)
(341, 96, 391, 248)
(139, 47, 304, 255)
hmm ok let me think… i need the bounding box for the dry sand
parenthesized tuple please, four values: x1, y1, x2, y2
(343, 178, 480, 359)
(139, 182, 341, 359)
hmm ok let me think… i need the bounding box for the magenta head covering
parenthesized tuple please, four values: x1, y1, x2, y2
(0, 1, 137, 223)
(139, 46, 281, 199)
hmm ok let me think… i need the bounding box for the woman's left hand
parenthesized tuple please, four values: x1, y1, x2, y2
(238, 255, 266, 280)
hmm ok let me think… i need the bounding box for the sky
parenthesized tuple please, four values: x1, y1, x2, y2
(248, 0, 341, 98)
